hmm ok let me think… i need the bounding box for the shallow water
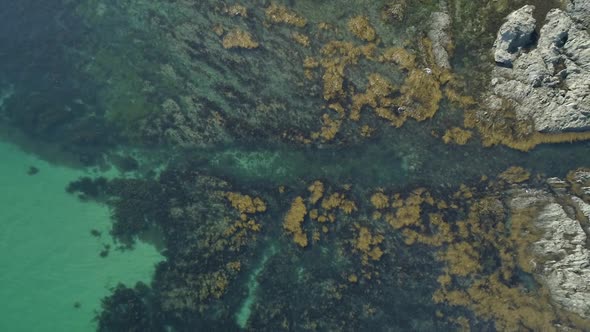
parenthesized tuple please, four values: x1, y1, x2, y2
(0, 141, 162, 332)
(202, 128, 590, 189)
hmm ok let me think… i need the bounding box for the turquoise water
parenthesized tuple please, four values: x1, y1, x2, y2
(0, 141, 162, 332)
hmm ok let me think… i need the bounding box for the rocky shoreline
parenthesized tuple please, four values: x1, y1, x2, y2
(485, 1, 590, 319)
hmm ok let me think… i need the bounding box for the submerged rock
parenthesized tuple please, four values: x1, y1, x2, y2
(488, 5, 590, 133)
(493, 5, 536, 66)
(428, 9, 452, 69)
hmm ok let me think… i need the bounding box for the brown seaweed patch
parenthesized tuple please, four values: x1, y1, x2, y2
(347, 16, 377, 42)
(498, 166, 530, 184)
(398, 68, 442, 122)
(292, 32, 310, 47)
(442, 127, 473, 145)
(308, 180, 325, 205)
(283, 196, 308, 247)
(353, 226, 384, 265)
(222, 29, 259, 49)
(265, 3, 307, 27)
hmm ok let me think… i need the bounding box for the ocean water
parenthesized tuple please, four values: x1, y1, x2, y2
(0, 141, 162, 332)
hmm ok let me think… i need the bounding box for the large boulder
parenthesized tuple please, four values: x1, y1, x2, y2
(493, 5, 536, 66)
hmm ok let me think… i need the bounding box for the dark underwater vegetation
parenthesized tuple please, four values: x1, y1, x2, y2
(2, 0, 590, 331)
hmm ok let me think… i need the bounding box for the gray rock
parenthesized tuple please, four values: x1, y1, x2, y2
(531, 201, 590, 318)
(570, 170, 590, 196)
(571, 196, 590, 221)
(428, 10, 452, 69)
(568, 0, 590, 29)
(493, 5, 536, 66)
(487, 6, 590, 133)
(510, 170, 590, 320)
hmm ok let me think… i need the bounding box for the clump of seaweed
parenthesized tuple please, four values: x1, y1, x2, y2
(222, 29, 259, 49)
(265, 3, 307, 27)
(225, 192, 267, 214)
(347, 16, 377, 42)
(282, 180, 358, 246)
(498, 166, 530, 184)
(301, 33, 450, 142)
(283, 196, 309, 247)
(353, 225, 384, 265)
(442, 127, 473, 145)
(291, 32, 310, 47)
(370, 191, 389, 209)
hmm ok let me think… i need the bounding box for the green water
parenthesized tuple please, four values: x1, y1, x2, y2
(0, 141, 163, 332)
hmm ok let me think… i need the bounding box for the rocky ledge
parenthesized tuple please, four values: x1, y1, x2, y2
(488, 1, 590, 134)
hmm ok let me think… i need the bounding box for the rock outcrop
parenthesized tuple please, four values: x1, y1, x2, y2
(533, 200, 590, 319)
(512, 169, 590, 319)
(493, 5, 536, 66)
(488, 4, 590, 133)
